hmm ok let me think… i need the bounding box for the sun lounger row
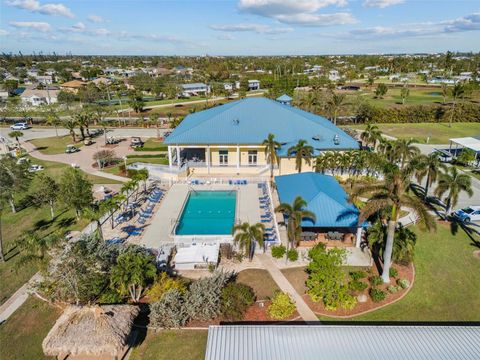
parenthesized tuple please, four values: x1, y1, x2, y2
(229, 179, 248, 185)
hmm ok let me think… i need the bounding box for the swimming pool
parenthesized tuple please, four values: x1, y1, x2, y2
(175, 191, 236, 235)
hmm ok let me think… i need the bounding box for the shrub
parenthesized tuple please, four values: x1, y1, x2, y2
(369, 276, 384, 287)
(220, 283, 255, 321)
(389, 267, 398, 278)
(349, 280, 368, 292)
(146, 272, 187, 302)
(287, 248, 298, 262)
(397, 278, 410, 289)
(369, 288, 386, 302)
(387, 285, 400, 294)
(97, 289, 124, 304)
(267, 292, 296, 320)
(185, 271, 232, 321)
(349, 271, 367, 281)
(149, 289, 189, 329)
(271, 245, 286, 259)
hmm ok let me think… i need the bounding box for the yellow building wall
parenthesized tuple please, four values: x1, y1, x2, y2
(278, 158, 315, 175)
(209, 146, 266, 167)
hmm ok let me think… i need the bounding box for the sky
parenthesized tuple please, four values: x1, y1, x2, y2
(0, 0, 479, 55)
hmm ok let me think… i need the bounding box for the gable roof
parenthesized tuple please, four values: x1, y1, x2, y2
(165, 97, 358, 152)
(275, 172, 359, 228)
(276, 94, 292, 102)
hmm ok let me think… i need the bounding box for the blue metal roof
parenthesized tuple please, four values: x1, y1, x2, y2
(275, 172, 359, 228)
(165, 97, 359, 152)
(276, 94, 292, 102)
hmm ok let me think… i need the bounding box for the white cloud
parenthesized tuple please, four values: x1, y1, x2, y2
(217, 34, 235, 40)
(238, 0, 355, 26)
(210, 23, 293, 34)
(0, 29, 9, 36)
(6, 0, 74, 18)
(71, 22, 86, 31)
(10, 21, 52, 32)
(87, 14, 105, 23)
(363, 0, 404, 8)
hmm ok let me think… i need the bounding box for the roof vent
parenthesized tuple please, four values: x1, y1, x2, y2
(312, 135, 323, 141)
(333, 134, 340, 145)
(232, 118, 240, 125)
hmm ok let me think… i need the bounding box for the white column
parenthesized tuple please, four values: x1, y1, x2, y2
(355, 227, 363, 248)
(168, 146, 173, 169)
(176, 146, 180, 169)
(206, 146, 211, 174)
(237, 145, 240, 170)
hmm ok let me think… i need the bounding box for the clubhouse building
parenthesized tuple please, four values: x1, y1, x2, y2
(164, 97, 359, 176)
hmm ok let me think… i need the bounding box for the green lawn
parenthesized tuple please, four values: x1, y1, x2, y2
(134, 138, 168, 152)
(29, 135, 84, 155)
(0, 296, 60, 359)
(325, 224, 480, 321)
(130, 330, 208, 360)
(347, 122, 480, 144)
(237, 269, 280, 300)
(103, 154, 168, 176)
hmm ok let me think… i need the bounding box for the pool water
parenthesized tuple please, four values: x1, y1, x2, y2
(175, 191, 236, 235)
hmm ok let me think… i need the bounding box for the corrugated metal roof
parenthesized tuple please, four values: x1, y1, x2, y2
(205, 325, 480, 360)
(164, 97, 359, 152)
(181, 83, 207, 89)
(275, 172, 358, 228)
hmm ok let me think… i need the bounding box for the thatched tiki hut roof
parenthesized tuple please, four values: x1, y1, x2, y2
(42, 305, 139, 359)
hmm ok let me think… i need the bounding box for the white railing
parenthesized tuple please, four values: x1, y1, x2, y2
(174, 234, 233, 246)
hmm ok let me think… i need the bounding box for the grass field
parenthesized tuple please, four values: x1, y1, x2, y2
(130, 330, 208, 360)
(0, 297, 60, 359)
(237, 269, 280, 300)
(30, 135, 84, 155)
(315, 224, 480, 321)
(102, 154, 168, 176)
(134, 138, 168, 152)
(347, 122, 480, 144)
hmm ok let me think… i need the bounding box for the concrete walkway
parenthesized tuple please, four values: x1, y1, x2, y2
(257, 254, 318, 322)
(0, 273, 42, 323)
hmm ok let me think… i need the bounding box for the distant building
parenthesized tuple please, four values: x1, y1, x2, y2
(36, 75, 53, 85)
(60, 80, 87, 94)
(247, 79, 260, 90)
(328, 70, 341, 81)
(181, 83, 210, 97)
(224, 81, 240, 91)
(21, 89, 58, 106)
(0, 90, 9, 101)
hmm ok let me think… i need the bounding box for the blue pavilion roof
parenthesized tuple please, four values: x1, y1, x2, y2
(275, 172, 359, 228)
(164, 97, 359, 153)
(276, 94, 292, 102)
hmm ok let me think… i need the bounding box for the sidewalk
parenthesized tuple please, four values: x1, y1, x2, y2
(257, 254, 318, 322)
(0, 273, 42, 323)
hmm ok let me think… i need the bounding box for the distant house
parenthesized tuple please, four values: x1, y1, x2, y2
(60, 80, 86, 94)
(21, 89, 58, 106)
(224, 81, 240, 91)
(181, 83, 210, 97)
(248, 80, 260, 90)
(36, 75, 53, 85)
(90, 77, 111, 86)
(0, 90, 9, 101)
(428, 77, 456, 85)
(328, 70, 341, 81)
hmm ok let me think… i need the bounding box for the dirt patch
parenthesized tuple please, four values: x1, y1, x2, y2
(473, 250, 480, 259)
(237, 269, 280, 300)
(305, 263, 415, 318)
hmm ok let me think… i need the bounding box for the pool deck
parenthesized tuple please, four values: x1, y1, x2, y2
(140, 183, 261, 249)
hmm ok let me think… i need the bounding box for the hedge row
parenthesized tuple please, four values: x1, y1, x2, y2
(355, 102, 480, 124)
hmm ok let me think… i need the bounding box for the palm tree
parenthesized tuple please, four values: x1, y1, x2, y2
(8, 130, 23, 147)
(435, 166, 473, 216)
(414, 153, 447, 199)
(233, 222, 265, 261)
(441, 83, 449, 105)
(74, 111, 92, 139)
(63, 117, 78, 142)
(262, 133, 281, 182)
(275, 196, 316, 249)
(83, 205, 106, 241)
(360, 123, 381, 149)
(449, 83, 464, 128)
(351, 163, 435, 283)
(393, 139, 420, 170)
(133, 168, 149, 192)
(288, 139, 314, 173)
(45, 106, 61, 137)
(103, 195, 122, 229)
(400, 87, 409, 105)
(15, 231, 61, 270)
(326, 91, 347, 125)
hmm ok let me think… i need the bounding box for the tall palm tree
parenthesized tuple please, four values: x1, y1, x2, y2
(133, 168, 149, 192)
(74, 111, 92, 139)
(435, 166, 473, 216)
(275, 196, 316, 248)
(63, 117, 78, 142)
(414, 153, 447, 199)
(83, 204, 107, 241)
(449, 83, 464, 128)
(288, 139, 314, 173)
(393, 139, 420, 170)
(15, 231, 61, 270)
(360, 123, 381, 149)
(351, 163, 435, 283)
(8, 130, 23, 147)
(326, 91, 347, 125)
(262, 133, 281, 181)
(233, 222, 265, 261)
(44, 106, 61, 137)
(441, 83, 449, 105)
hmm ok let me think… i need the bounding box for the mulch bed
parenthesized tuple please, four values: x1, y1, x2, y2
(305, 263, 414, 318)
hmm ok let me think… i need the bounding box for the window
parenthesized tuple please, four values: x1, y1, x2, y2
(219, 150, 228, 166)
(248, 150, 258, 165)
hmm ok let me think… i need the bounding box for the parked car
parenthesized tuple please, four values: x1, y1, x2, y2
(84, 138, 93, 146)
(65, 144, 80, 153)
(28, 164, 44, 172)
(106, 136, 120, 145)
(130, 137, 144, 148)
(453, 206, 480, 223)
(10, 122, 30, 130)
(434, 149, 453, 163)
(16, 157, 29, 165)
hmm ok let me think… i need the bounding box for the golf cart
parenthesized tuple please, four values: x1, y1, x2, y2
(130, 137, 144, 148)
(84, 138, 93, 146)
(65, 144, 80, 153)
